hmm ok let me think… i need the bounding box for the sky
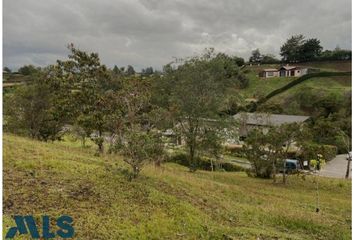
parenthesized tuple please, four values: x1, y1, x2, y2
(3, 0, 352, 71)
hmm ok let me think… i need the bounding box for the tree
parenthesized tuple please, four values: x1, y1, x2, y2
(261, 54, 280, 64)
(18, 65, 40, 75)
(52, 44, 115, 154)
(113, 65, 120, 75)
(233, 56, 245, 66)
(300, 38, 323, 61)
(3, 67, 11, 73)
(111, 77, 165, 178)
(4, 69, 70, 141)
(126, 65, 135, 75)
(249, 49, 262, 63)
(243, 128, 273, 179)
(113, 130, 164, 180)
(280, 35, 305, 62)
(244, 122, 307, 183)
(142, 67, 154, 75)
(153, 49, 244, 171)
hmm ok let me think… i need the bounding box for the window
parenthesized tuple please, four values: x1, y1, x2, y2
(267, 71, 274, 76)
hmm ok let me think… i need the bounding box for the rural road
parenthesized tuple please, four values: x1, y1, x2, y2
(318, 154, 351, 179)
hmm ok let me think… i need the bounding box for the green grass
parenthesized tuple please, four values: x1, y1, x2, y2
(265, 75, 351, 115)
(3, 134, 351, 239)
(240, 61, 351, 100)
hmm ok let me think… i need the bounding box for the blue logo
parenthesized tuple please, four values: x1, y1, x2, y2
(5, 215, 74, 239)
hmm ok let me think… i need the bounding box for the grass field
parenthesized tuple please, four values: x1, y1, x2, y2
(264, 75, 352, 115)
(3, 134, 351, 239)
(239, 61, 351, 112)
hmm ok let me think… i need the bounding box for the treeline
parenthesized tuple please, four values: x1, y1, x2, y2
(249, 34, 351, 64)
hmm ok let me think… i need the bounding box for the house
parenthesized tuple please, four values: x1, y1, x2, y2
(258, 68, 279, 78)
(233, 112, 310, 138)
(259, 65, 308, 78)
(278, 66, 308, 77)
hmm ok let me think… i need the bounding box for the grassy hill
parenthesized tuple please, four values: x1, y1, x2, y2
(239, 61, 351, 115)
(264, 75, 351, 115)
(3, 134, 351, 239)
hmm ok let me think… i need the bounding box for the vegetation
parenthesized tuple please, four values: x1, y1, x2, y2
(153, 50, 244, 171)
(280, 35, 351, 62)
(3, 134, 351, 239)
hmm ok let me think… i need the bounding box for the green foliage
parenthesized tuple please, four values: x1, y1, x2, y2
(320, 48, 351, 61)
(261, 54, 280, 64)
(249, 49, 262, 63)
(300, 38, 323, 61)
(309, 159, 326, 168)
(244, 123, 307, 182)
(3, 66, 11, 73)
(232, 56, 245, 66)
(4, 70, 70, 141)
(301, 143, 337, 162)
(52, 44, 119, 153)
(18, 64, 40, 75)
(126, 65, 135, 75)
(153, 49, 245, 171)
(141, 66, 154, 75)
(113, 130, 165, 180)
(280, 34, 306, 62)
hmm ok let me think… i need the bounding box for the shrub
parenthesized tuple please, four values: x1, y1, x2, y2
(301, 143, 337, 161)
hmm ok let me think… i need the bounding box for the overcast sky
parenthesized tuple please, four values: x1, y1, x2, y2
(3, 0, 352, 71)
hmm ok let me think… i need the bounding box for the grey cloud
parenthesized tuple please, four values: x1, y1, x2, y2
(3, 0, 351, 70)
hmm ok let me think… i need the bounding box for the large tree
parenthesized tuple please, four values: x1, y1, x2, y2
(52, 44, 117, 154)
(280, 34, 305, 62)
(300, 38, 323, 61)
(153, 50, 244, 171)
(249, 49, 262, 63)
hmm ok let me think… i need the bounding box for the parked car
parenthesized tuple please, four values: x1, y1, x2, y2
(279, 159, 301, 174)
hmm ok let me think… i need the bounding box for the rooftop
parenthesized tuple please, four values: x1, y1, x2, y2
(233, 112, 310, 126)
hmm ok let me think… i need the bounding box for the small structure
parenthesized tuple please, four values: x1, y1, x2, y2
(259, 65, 308, 78)
(278, 66, 308, 77)
(258, 69, 279, 78)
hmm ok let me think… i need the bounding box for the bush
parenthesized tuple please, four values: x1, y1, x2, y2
(168, 153, 246, 172)
(301, 143, 337, 162)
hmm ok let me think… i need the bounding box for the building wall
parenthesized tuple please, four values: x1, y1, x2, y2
(265, 71, 279, 78)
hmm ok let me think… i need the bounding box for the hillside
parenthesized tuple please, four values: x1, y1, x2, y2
(263, 75, 351, 115)
(3, 134, 351, 239)
(238, 61, 351, 115)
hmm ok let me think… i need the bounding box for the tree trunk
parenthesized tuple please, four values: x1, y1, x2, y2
(282, 159, 287, 184)
(272, 159, 276, 183)
(345, 154, 351, 179)
(189, 144, 196, 172)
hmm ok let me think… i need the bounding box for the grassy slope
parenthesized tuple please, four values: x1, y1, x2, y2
(265, 75, 351, 115)
(240, 61, 351, 105)
(3, 134, 351, 239)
